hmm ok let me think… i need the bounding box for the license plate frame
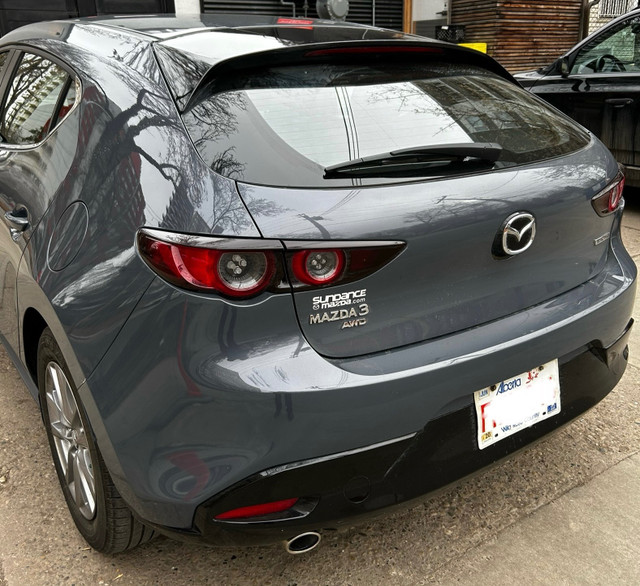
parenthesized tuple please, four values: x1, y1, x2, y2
(474, 360, 561, 450)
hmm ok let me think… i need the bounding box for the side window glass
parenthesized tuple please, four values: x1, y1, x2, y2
(0, 52, 9, 79)
(56, 80, 77, 125)
(1, 53, 70, 145)
(571, 17, 640, 74)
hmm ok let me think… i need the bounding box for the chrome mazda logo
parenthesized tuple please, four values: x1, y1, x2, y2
(494, 212, 536, 257)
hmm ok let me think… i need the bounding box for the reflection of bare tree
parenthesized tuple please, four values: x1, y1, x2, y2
(209, 147, 243, 179)
(153, 45, 209, 109)
(184, 91, 247, 142)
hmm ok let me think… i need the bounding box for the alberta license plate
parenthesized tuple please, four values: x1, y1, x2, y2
(474, 360, 561, 450)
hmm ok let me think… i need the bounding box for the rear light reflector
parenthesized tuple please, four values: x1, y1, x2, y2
(215, 498, 299, 520)
(592, 171, 625, 216)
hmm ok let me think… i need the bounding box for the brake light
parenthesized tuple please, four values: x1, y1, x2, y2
(276, 17, 314, 28)
(215, 498, 299, 520)
(591, 171, 625, 216)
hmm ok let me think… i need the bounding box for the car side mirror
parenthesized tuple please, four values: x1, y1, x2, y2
(558, 57, 570, 77)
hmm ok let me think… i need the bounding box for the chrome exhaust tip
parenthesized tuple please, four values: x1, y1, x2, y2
(285, 531, 321, 554)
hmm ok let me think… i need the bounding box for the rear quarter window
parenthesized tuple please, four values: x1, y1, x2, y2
(0, 52, 74, 146)
(183, 61, 590, 188)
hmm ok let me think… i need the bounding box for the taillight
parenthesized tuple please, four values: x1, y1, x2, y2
(291, 249, 345, 285)
(592, 171, 625, 216)
(137, 231, 279, 298)
(284, 242, 405, 290)
(215, 498, 299, 520)
(137, 228, 405, 297)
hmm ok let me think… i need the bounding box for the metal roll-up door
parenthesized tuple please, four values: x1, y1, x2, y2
(348, 0, 402, 30)
(201, 0, 404, 31)
(201, 0, 297, 16)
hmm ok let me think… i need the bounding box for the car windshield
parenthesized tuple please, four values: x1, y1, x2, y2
(182, 61, 590, 187)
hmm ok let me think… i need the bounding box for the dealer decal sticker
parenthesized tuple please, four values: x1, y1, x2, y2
(309, 289, 369, 329)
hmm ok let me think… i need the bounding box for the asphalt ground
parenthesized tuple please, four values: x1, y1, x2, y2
(0, 195, 639, 585)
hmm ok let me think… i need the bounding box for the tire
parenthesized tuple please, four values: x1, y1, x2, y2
(37, 328, 155, 553)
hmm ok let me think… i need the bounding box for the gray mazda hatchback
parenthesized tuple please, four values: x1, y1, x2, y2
(0, 14, 635, 554)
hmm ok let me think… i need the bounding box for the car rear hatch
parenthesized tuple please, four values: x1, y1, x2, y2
(168, 34, 620, 359)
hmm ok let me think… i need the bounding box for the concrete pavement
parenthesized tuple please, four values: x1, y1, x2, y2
(430, 452, 640, 584)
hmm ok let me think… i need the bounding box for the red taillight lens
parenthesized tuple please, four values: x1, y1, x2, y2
(215, 498, 299, 520)
(138, 233, 276, 298)
(608, 176, 625, 212)
(285, 242, 405, 290)
(291, 249, 345, 285)
(276, 17, 314, 28)
(592, 171, 625, 216)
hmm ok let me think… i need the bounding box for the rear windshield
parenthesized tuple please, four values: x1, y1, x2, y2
(182, 62, 590, 188)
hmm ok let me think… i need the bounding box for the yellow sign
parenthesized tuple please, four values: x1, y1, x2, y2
(458, 42, 488, 54)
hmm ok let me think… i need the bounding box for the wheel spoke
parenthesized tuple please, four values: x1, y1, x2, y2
(65, 446, 76, 486)
(58, 371, 78, 428)
(75, 427, 89, 449)
(46, 392, 65, 428)
(75, 449, 96, 516)
(49, 421, 67, 441)
(46, 366, 64, 421)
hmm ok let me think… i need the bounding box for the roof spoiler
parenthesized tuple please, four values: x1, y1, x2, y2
(180, 39, 515, 113)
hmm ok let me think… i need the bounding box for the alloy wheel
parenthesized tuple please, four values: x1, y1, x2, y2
(44, 362, 96, 520)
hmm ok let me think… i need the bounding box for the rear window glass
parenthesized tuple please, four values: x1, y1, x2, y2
(182, 62, 590, 188)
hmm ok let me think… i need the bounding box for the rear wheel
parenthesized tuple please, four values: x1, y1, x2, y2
(37, 328, 154, 553)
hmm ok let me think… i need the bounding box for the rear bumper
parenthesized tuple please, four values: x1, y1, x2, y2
(155, 319, 632, 545)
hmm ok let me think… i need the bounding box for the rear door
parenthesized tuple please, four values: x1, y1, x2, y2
(531, 13, 640, 168)
(0, 48, 78, 354)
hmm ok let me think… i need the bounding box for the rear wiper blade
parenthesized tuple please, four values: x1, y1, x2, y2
(324, 142, 503, 179)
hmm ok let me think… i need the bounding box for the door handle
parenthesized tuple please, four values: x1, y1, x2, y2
(4, 207, 29, 241)
(604, 97, 634, 107)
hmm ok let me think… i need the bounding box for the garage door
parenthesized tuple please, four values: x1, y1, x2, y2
(201, 0, 404, 30)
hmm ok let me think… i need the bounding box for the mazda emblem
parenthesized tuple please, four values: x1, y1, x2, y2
(493, 212, 536, 258)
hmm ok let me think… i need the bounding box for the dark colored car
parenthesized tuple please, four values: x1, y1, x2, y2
(0, 14, 635, 555)
(516, 9, 640, 186)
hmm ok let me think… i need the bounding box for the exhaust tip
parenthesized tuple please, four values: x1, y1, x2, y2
(285, 531, 321, 554)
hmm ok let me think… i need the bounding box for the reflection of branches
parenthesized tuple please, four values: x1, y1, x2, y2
(187, 91, 247, 145)
(153, 45, 209, 108)
(209, 147, 244, 179)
